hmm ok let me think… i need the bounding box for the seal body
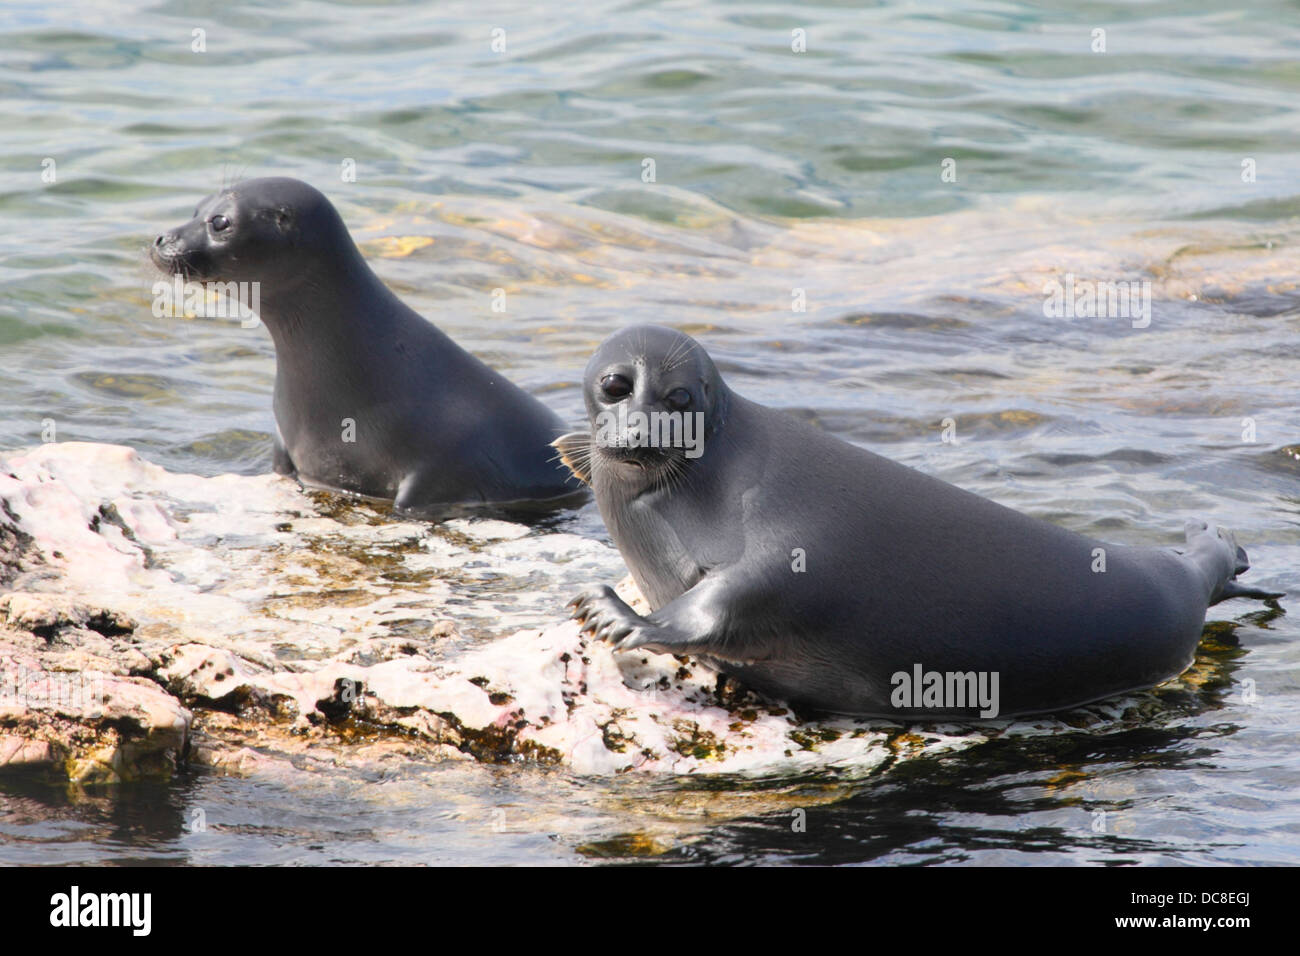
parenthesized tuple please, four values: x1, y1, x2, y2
(152, 177, 583, 516)
(562, 325, 1281, 719)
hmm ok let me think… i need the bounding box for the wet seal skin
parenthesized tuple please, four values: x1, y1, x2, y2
(151, 177, 586, 519)
(558, 324, 1284, 720)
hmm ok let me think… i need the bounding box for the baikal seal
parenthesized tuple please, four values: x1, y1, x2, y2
(152, 177, 584, 517)
(558, 325, 1283, 719)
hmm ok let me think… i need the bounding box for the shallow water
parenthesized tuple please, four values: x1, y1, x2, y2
(1, 0, 1298, 865)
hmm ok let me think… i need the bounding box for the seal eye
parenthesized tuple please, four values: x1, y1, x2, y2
(664, 388, 691, 411)
(209, 214, 231, 233)
(600, 374, 632, 400)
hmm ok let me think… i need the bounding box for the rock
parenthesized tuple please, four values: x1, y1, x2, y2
(0, 735, 54, 767)
(0, 652, 190, 783)
(152, 642, 377, 726)
(0, 441, 1153, 784)
(0, 592, 135, 641)
(0, 500, 38, 588)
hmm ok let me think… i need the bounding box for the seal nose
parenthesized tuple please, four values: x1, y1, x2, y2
(153, 232, 181, 261)
(151, 232, 183, 269)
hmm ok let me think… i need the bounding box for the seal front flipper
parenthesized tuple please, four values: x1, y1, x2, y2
(393, 470, 432, 514)
(569, 577, 776, 664)
(272, 428, 297, 478)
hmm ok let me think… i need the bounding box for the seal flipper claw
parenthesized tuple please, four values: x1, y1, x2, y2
(567, 585, 638, 642)
(565, 586, 676, 650)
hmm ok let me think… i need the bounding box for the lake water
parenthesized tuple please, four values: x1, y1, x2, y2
(1, 0, 1298, 865)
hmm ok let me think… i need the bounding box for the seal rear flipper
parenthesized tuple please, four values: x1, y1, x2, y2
(1211, 580, 1285, 604)
(1184, 520, 1284, 604)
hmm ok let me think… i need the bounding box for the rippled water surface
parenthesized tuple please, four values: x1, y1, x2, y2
(1, 0, 1298, 865)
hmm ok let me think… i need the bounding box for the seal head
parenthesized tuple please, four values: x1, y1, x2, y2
(557, 325, 728, 494)
(152, 178, 346, 291)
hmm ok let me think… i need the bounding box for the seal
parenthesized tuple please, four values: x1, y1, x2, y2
(559, 325, 1283, 719)
(151, 177, 584, 516)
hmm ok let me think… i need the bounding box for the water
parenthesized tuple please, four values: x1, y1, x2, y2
(1, 0, 1298, 864)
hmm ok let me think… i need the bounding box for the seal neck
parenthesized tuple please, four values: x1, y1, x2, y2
(254, 243, 405, 352)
